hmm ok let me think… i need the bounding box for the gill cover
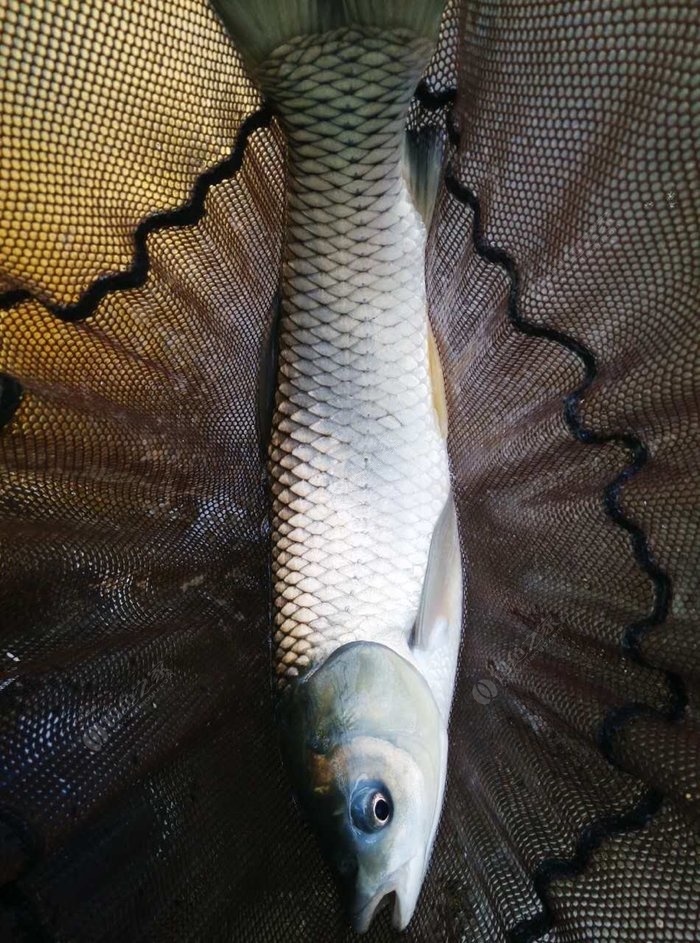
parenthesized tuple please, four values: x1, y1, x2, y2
(279, 642, 447, 932)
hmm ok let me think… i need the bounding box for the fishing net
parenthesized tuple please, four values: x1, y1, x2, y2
(0, 0, 697, 940)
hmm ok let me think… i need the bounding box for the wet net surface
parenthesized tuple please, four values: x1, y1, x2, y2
(0, 1, 698, 941)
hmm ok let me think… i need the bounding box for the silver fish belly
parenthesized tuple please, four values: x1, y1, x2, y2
(262, 30, 452, 689)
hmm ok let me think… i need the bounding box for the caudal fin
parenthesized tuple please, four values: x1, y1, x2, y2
(212, 0, 445, 72)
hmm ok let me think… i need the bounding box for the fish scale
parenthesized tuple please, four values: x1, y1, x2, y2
(259, 28, 451, 683)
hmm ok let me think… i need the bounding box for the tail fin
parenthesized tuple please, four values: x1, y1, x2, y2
(212, 0, 445, 72)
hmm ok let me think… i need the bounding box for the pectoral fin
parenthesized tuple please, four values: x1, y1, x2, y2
(413, 494, 462, 654)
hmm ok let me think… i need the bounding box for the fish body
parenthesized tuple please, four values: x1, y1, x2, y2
(214, 0, 461, 930)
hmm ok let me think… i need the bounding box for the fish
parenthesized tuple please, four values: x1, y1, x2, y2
(213, 0, 462, 931)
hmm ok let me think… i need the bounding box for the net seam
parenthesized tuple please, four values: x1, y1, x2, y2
(433, 97, 686, 943)
(0, 105, 273, 434)
(0, 374, 23, 428)
(0, 105, 272, 323)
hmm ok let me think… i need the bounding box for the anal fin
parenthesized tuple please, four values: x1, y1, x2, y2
(402, 126, 446, 229)
(427, 324, 448, 439)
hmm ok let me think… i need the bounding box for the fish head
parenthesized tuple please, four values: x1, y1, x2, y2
(279, 641, 447, 933)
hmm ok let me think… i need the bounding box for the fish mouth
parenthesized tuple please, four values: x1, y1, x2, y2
(351, 889, 396, 935)
(350, 857, 423, 934)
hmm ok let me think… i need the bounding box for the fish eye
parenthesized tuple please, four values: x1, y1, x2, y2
(350, 781, 393, 833)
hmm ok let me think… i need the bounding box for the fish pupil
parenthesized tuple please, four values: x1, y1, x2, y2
(373, 796, 390, 824)
(351, 782, 393, 833)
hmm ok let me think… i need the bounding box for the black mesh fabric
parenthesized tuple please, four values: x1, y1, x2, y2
(0, 1, 698, 941)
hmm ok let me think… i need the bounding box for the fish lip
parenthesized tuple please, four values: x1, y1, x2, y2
(349, 856, 423, 934)
(391, 884, 414, 933)
(351, 888, 395, 935)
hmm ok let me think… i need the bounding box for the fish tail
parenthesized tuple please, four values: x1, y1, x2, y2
(212, 0, 445, 74)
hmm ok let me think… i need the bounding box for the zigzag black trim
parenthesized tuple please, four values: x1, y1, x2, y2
(0, 106, 273, 323)
(507, 788, 664, 943)
(0, 373, 23, 429)
(441, 162, 685, 941)
(414, 79, 457, 111)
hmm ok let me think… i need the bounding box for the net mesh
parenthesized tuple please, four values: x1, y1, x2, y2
(0, 0, 698, 940)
